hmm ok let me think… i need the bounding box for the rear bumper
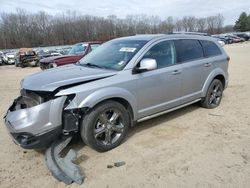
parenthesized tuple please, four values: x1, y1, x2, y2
(4, 96, 67, 149)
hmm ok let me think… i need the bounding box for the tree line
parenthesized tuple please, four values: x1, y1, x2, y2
(0, 9, 233, 49)
(234, 12, 250, 32)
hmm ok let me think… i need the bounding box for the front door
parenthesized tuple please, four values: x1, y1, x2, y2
(134, 40, 183, 119)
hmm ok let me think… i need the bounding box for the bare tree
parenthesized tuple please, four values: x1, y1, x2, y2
(196, 18, 207, 32)
(206, 14, 224, 34)
(0, 10, 228, 49)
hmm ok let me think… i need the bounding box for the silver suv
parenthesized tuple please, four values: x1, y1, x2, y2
(4, 34, 229, 152)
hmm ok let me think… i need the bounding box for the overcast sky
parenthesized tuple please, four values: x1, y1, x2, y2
(1, 0, 250, 25)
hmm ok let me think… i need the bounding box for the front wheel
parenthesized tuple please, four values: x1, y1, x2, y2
(200, 79, 224, 109)
(80, 101, 130, 152)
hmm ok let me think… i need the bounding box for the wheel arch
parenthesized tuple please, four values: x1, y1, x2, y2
(213, 74, 226, 89)
(75, 87, 137, 121)
(92, 97, 135, 126)
(202, 68, 227, 98)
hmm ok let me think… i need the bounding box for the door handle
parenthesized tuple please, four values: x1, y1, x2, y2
(204, 63, 212, 67)
(172, 70, 182, 75)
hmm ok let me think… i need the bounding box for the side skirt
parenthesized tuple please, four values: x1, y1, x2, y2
(137, 99, 201, 123)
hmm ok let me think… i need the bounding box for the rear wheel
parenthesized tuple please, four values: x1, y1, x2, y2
(80, 100, 130, 152)
(200, 79, 224, 109)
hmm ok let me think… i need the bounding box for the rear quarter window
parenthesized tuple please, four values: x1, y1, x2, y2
(200, 40, 222, 57)
(174, 39, 203, 63)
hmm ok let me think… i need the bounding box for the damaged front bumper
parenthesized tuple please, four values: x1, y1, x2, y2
(4, 96, 67, 149)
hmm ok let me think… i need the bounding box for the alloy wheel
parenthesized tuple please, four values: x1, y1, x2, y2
(94, 109, 125, 146)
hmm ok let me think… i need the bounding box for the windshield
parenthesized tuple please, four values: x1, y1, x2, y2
(69, 43, 88, 55)
(79, 39, 147, 70)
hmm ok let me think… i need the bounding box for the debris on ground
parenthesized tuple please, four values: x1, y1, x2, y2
(114, 161, 126, 167)
(107, 165, 113, 168)
(208, 113, 223, 117)
(45, 137, 84, 185)
(107, 161, 126, 169)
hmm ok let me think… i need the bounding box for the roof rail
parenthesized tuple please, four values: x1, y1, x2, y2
(168, 32, 210, 36)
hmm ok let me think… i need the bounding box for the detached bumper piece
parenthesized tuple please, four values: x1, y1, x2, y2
(45, 136, 84, 185)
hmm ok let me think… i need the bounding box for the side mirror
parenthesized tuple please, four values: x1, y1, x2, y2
(133, 58, 157, 73)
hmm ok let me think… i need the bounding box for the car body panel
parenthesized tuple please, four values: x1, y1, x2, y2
(4, 96, 67, 135)
(22, 64, 117, 91)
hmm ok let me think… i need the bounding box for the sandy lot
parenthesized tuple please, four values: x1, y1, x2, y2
(1, 42, 250, 188)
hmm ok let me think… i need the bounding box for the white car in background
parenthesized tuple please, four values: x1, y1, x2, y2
(5, 52, 16, 64)
(0, 51, 8, 64)
(216, 38, 226, 46)
(0, 51, 3, 65)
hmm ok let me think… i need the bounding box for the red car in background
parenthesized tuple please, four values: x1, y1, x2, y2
(40, 41, 101, 70)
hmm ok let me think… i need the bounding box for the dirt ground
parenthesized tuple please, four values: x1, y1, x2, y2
(1, 42, 250, 188)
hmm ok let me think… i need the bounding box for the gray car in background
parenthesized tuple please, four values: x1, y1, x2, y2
(4, 34, 229, 152)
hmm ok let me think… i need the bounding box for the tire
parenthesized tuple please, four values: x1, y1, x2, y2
(80, 100, 130, 152)
(200, 79, 224, 109)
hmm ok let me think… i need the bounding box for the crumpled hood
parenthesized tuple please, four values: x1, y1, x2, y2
(22, 64, 117, 91)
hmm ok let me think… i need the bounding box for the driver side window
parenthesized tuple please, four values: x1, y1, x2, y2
(143, 40, 176, 69)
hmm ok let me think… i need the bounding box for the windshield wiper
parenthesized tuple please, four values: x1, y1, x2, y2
(83, 63, 105, 69)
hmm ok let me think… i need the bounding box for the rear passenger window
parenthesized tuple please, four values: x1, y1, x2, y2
(174, 39, 203, 63)
(200, 40, 222, 57)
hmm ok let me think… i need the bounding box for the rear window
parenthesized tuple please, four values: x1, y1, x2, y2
(174, 39, 203, 63)
(200, 40, 222, 57)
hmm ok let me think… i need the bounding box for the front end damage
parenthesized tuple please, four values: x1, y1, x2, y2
(4, 89, 84, 184)
(4, 90, 67, 148)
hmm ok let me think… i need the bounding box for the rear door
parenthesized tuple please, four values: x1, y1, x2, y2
(174, 39, 211, 103)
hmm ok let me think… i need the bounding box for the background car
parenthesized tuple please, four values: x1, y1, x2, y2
(16, 48, 39, 67)
(5, 52, 16, 65)
(216, 38, 226, 46)
(222, 34, 243, 43)
(39, 41, 101, 70)
(233, 33, 250, 41)
(57, 47, 72, 55)
(37, 49, 63, 60)
(231, 34, 245, 42)
(0, 51, 4, 65)
(212, 35, 233, 44)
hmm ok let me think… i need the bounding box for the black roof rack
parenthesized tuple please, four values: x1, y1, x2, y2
(167, 32, 210, 36)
